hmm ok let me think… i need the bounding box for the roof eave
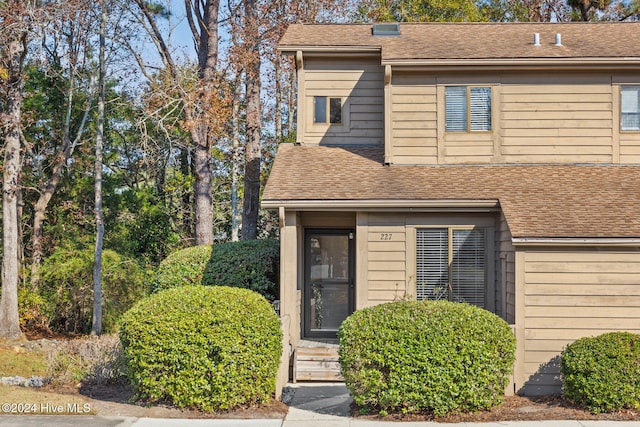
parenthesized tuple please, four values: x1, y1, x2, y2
(261, 199, 500, 211)
(277, 46, 381, 55)
(511, 237, 640, 247)
(382, 58, 640, 71)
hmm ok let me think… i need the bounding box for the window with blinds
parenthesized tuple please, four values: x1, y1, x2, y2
(621, 86, 640, 131)
(445, 86, 492, 132)
(416, 228, 486, 308)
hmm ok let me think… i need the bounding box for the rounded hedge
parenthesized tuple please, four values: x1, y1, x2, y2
(561, 331, 640, 413)
(151, 245, 212, 293)
(202, 239, 279, 301)
(119, 285, 282, 411)
(338, 300, 516, 416)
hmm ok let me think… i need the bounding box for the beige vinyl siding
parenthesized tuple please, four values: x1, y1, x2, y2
(383, 72, 630, 165)
(620, 133, 640, 163)
(500, 80, 613, 164)
(439, 84, 496, 164)
(362, 212, 500, 310)
(303, 57, 384, 145)
(367, 225, 408, 303)
(498, 211, 516, 324)
(520, 249, 640, 395)
(390, 73, 438, 164)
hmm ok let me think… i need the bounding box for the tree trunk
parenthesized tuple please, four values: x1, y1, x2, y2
(231, 79, 241, 242)
(192, 0, 220, 245)
(0, 28, 27, 340)
(92, 0, 106, 336)
(241, 0, 261, 241)
(193, 128, 213, 245)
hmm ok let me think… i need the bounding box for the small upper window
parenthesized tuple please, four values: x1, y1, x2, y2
(314, 96, 342, 125)
(445, 86, 491, 132)
(621, 86, 640, 131)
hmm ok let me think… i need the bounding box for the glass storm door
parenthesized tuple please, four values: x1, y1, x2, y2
(304, 229, 354, 339)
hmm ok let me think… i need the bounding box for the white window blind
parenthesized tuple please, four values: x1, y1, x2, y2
(621, 86, 640, 131)
(416, 228, 486, 308)
(451, 229, 485, 307)
(445, 87, 467, 131)
(469, 87, 492, 131)
(445, 86, 491, 132)
(416, 228, 449, 301)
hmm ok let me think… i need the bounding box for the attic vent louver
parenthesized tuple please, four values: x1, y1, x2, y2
(372, 23, 400, 36)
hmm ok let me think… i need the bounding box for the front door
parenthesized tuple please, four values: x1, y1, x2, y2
(304, 229, 354, 339)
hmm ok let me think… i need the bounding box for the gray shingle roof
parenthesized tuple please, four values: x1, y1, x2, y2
(263, 144, 640, 239)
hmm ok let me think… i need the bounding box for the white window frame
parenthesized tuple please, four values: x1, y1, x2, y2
(445, 86, 492, 132)
(621, 86, 640, 131)
(415, 227, 487, 308)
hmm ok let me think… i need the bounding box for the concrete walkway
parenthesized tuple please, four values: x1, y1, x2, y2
(1, 382, 640, 426)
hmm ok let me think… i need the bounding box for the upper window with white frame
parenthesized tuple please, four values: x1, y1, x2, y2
(415, 227, 486, 308)
(445, 86, 492, 132)
(621, 86, 640, 131)
(314, 96, 343, 125)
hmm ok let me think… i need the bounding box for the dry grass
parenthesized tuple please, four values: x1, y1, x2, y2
(0, 384, 96, 415)
(0, 346, 47, 377)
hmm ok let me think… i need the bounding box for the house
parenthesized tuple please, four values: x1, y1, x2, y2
(262, 22, 640, 395)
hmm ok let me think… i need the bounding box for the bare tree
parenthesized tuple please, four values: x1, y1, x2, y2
(129, 0, 225, 246)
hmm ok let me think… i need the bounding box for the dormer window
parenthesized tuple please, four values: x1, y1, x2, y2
(445, 86, 492, 132)
(314, 96, 342, 124)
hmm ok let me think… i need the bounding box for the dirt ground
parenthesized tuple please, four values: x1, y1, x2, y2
(71, 382, 639, 422)
(58, 382, 289, 419)
(354, 395, 640, 423)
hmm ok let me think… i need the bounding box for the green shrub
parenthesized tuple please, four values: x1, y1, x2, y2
(40, 248, 149, 334)
(119, 285, 282, 411)
(561, 332, 640, 413)
(338, 300, 516, 416)
(202, 239, 279, 301)
(17, 286, 49, 330)
(151, 245, 213, 292)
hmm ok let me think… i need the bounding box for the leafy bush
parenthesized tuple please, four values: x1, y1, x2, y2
(561, 332, 640, 413)
(17, 286, 49, 331)
(47, 335, 127, 385)
(202, 239, 279, 301)
(151, 245, 212, 292)
(338, 300, 516, 416)
(40, 248, 149, 334)
(119, 285, 282, 411)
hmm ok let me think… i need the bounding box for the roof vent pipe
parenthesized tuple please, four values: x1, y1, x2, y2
(533, 33, 541, 46)
(555, 33, 562, 46)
